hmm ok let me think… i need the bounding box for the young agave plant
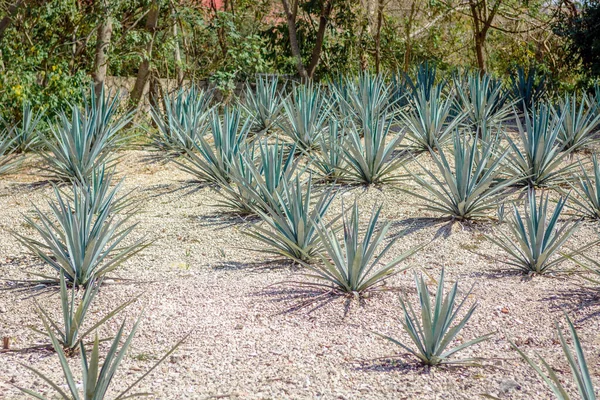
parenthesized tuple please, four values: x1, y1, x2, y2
(14, 182, 147, 287)
(20, 315, 185, 400)
(176, 106, 250, 185)
(510, 66, 547, 112)
(511, 316, 596, 400)
(406, 133, 516, 220)
(568, 155, 600, 219)
(33, 272, 138, 353)
(280, 83, 330, 152)
(242, 75, 286, 134)
(333, 72, 393, 126)
(309, 120, 347, 181)
(400, 83, 463, 151)
(487, 189, 588, 275)
(375, 269, 492, 366)
(42, 89, 131, 184)
(244, 175, 337, 263)
(307, 202, 419, 295)
(454, 72, 511, 133)
(6, 101, 44, 153)
(506, 104, 574, 187)
(553, 92, 600, 153)
(150, 86, 213, 156)
(342, 112, 406, 185)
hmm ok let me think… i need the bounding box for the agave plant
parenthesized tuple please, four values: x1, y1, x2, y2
(333, 72, 394, 126)
(511, 315, 596, 400)
(5, 101, 45, 153)
(400, 83, 463, 151)
(33, 272, 138, 353)
(506, 104, 575, 187)
(375, 269, 492, 366)
(510, 66, 547, 112)
(242, 75, 286, 134)
(14, 182, 147, 287)
(176, 106, 250, 185)
(0, 133, 20, 175)
(487, 189, 589, 275)
(244, 175, 337, 263)
(404, 61, 441, 102)
(217, 139, 299, 215)
(342, 112, 406, 185)
(306, 202, 419, 295)
(565, 155, 600, 219)
(553, 92, 600, 153)
(406, 132, 516, 220)
(309, 120, 347, 181)
(42, 89, 132, 184)
(280, 83, 330, 152)
(149, 86, 213, 155)
(20, 314, 185, 400)
(454, 72, 511, 133)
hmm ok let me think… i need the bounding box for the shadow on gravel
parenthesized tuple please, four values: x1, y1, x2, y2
(390, 217, 454, 239)
(352, 357, 421, 374)
(212, 258, 293, 272)
(194, 212, 259, 229)
(542, 287, 600, 323)
(141, 180, 209, 199)
(7, 179, 54, 193)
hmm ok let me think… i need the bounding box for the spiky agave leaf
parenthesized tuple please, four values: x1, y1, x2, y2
(374, 268, 492, 366)
(309, 120, 347, 181)
(13, 182, 148, 287)
(244, 175, 337, 263)
(6, 101, 45, 153)
(453, 72, 511, 133)
(280, 83, 330, 152)
(510, 315, 596, 400)
(553, 92, 600, 153)
(341, 111, 406, 185)
(405, 132, 517, 220)
(506, 104, 575, 187)
(19, 314, 186, 400)
(487, 189, 591, 275)
(176, 106, 250, 185)
(242, 75, 286, 134)
(305, 202, 419, 294)
(510, 66, 547, 112)
(149, 85, 213, 156)
(566, 155, 600, 220)
(400, 83, 464, 151)
(33, 271, 139, 352)
(404, 61, 442, 102)
(0, 133, 21, 175)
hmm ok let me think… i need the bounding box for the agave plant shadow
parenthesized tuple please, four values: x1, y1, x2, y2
(7, 179, 54, 193)
(541, 287, 600, 323)
(211, 258, 294, 272)
(352, 356, 420, 373)
(389, 217, 454, 239)
(194, 212, 260, 229)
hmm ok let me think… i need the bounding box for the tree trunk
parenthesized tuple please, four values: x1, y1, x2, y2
(0, 0, 24, 41)
(93, 1, 113, 97)
(474, 32, 486, 72)
(281, 0, 308, 80)
(306, 0, 333, 79)
(171, 1, 184, 85)
(130, 0, 160, 108)
(374, 0, 384, 74)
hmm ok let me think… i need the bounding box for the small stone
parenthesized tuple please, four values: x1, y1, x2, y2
(499, 379, 521, 394)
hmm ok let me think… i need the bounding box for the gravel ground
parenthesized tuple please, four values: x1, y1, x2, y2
(1, 150, 599, 399)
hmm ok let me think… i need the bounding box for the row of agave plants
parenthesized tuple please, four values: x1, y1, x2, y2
(0, 70, 599, 398)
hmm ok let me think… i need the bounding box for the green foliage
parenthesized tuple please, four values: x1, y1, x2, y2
(406, 133, 515, 220)
(375, 269, 492, 366)
(41, 89, 132, 184)
(242, 75, 286, 134)
(3, 101, 45, 153)
(553, 92, 600, 153)
(14, 181, 147, 287)
(510, 315, 596, 400)
(245, 175, 336, 263)
(307, 202, 418, 295)
(400, 83, 463, 151)
(33, 272, 138, 352)
(506, 104, 574, 187)
(149, 86, 213, 156)
(280, 83, 330, 152)
(488, 189, 584, 275)
(20, 315, 185, 400)
(454, 72, 511, 132)
(175, 106, 250, 184)
(342, 112, 406, 185)
(310, 120, 347, 181)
